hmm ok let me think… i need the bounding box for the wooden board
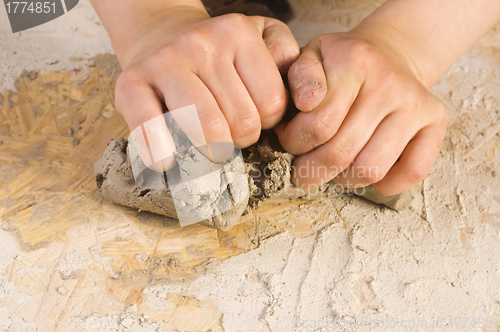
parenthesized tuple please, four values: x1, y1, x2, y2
(0, 55, 336, 331)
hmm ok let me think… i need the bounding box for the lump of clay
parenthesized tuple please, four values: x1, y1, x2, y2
(95, 132, 416, 231)
(336, 185, 418, 212)
(94, 138, 249, 231)
(94, 139, 177, 219)
(244, 140, 329, 209)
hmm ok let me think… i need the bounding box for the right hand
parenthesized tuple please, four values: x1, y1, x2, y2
(114, 7, 299, 171)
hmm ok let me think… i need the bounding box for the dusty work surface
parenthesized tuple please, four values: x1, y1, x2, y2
(0, 0, 500, 331)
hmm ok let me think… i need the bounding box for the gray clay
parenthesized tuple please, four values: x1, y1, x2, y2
(94, 134, 415, 231)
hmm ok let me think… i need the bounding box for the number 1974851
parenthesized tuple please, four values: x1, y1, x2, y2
(5, 2, 56, 14)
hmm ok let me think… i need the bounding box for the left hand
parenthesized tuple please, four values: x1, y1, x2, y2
(276, 31, 449, 196)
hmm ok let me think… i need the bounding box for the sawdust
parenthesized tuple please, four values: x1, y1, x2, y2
(70, 312, 165, 332)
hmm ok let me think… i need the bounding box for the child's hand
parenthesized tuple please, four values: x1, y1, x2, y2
(111, 6, 299, 170)
(276, 31, 449, 196)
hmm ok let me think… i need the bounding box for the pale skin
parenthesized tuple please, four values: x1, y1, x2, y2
(90, 0, 300, 172)
(90, 0, 500, 195)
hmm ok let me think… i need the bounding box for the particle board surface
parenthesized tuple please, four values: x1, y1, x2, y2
(1, 0, 500, 331)
(0, 56, 333, 331)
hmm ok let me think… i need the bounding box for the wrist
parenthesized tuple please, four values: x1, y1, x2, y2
(119, 6, 209, 67)
(350, 20, 428, 88)
(93, 0, 210, 67)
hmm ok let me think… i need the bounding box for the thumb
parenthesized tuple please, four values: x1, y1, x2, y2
(250, 16, 300, 75)
(287, 38, 328, 112)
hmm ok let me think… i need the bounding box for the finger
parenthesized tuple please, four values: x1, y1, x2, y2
(289, 104, 431, 189)
(151, 69, 235, 163)
(234, 17, 290, 130)
(276, 64, 360, 156)
(115, 74, 176, 172)
(373, 124, 447, 196)
(333, 110, 427, 188)
(199, 61, 262, 149)
(287, 39, 328, 112)
(276, 36, 363, 155)
(249, 16, 300, 75)
(288, 93, 394, 186)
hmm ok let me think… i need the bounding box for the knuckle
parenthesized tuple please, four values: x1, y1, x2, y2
(116, 70, 141, 93)
(271, 42, 298, 69)
(348, 39, 377, 64)
(381, 67, 399, 87)
(324, 144, 356, 170)
(114, 70, 148, 110)
(350, 38, 373, 55)
(347, 40, 382, 79)
(404, 95, 423, 113)
(322, 38, 377, 80)
(260, 91, 287, 119)
(219, 13, 251, 31)
(312, 116, 338, 145)
(434, 102, 449, 126)
(400, 88, 428, 114)
(144, 47, 179, 75)
(405, 162, 429, 183)
(266, 21, 297, 47)
(354, 160, 384, 183)
(114, 74, 129, 98)
(173, 28, 207, 53)
(314, 128, 333, 146)
(231, 113, 261, 142)
(228, 13, 251, 27)
(270, 19, 288, 30)
(165, 15, 254, 62)
(199, 112, 230, 141)
(153, 45, 176, 60)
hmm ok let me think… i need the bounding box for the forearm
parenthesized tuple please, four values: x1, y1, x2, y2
(90, 0, 209, 65)
(353, 0, 500, 88)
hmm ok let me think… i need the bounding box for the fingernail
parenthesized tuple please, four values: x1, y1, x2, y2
(300, 81, 325, 108)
